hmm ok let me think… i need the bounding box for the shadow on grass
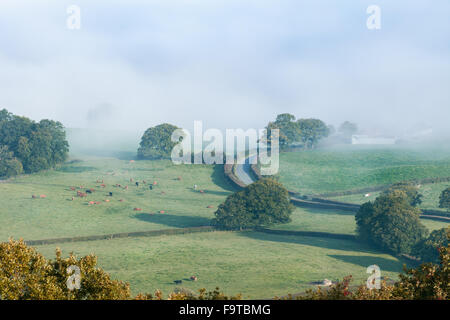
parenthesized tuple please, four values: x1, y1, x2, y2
(211, 164, 238, 192)
(134, 213, 212, 228)
(239, 231, 392, 256)
(328, 254, 404, 273)
(189, 188, 231, 196)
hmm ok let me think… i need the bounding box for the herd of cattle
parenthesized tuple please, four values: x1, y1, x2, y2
(30, 176, 212, 215)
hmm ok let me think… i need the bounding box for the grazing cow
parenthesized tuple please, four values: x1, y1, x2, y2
(153, 181, 157, 185)
(193, 184, 197, 190)
(159, 210, 165, 214)
(135, 182, 139, 187)
(124, 186, 128, 190)
(32, 195, 37, 199)
(190, 276, 198, 281)
(174, 280, 182, 285)
(129, 160, 135, 163)
(199, 190, 205, 194)
(100, 184, 106, 188)
(207, 205, 213, 208)
(177, 176, 182, 181)
(149, 185, 153, 190)
(77, 192, 87, 198)
(70, 187, 76, 191)
(88, 201, 95, 205)
(134, 208, 142, 211)
(109, 192, 113, 196)
(142, 180, 146, 184)
(104, 199, 110, 202)
(119, 199, 124, 202)
(86, 190, 92, 194)
(40, 195, 47, 198)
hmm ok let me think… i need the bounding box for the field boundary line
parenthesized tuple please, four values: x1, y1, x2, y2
(25, 226, 216, 246)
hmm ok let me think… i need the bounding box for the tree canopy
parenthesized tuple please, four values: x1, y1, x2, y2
(264, 114, 330, 150)
(439, 187, 450, 211)
(0, 109, 68, 178)
(212, 178, 294, 230)
(137, 123, 181, 160)
(355, 189, 428, 254)
(412, 227, 449, 263)
(382, 182, 423, 207)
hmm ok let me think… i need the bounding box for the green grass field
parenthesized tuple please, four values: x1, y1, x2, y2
(278, 147, 450, 195)
(34, 231, 409, 299)
(2, 142, 449, 298)
(0, 157, 233, 241)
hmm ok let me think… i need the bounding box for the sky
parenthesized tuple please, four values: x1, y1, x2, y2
(0, 0, 449, 136)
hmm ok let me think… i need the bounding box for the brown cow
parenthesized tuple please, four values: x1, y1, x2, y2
(40, 195, 47, 198)
(134, 208, 142, 211)
(190, 276, 198, 281)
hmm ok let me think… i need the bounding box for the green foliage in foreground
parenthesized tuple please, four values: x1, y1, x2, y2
(0, 109, 68, 178)
(212, 178, 294, 230)
(356, 190, 428, 254)
(138, 123, 180, 160)
(297, 230, 450, 300)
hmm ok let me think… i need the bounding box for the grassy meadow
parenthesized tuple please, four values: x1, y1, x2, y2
(0, 157, 233, 241)
(34, 231, 409, 298)
(1, 138, 449, 298)
(278, 146, 450, 195)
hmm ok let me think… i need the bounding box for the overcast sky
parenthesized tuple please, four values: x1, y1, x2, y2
(0, 0, 449, 135)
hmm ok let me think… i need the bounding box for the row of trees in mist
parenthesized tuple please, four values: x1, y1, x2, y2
(136, 114, 357, 160)
(265, 113, 358, 150)
(0, 109, 69, 179)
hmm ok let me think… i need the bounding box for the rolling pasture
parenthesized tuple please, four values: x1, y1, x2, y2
(0, 157, 232, 241)
(1, 142, 449, 298)
(278, 146, 450, 196)
(34, 231, 408, 298)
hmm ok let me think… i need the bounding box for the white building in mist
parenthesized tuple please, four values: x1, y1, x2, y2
(351, 135, 397, 145)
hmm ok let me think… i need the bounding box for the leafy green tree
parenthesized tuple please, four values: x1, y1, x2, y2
(265, 113, 302, 150)
(355, 190, 428, 254)
(0, 145, 23, 179)
(0, 109, 68, 176)
(138, 123, 181, 159)
(383, 182, 423, 207)
(439, 187, 450, 211)
(412, 227, 449, 263)
(296, 118, 330, 149)
(212, 178, 294, 230)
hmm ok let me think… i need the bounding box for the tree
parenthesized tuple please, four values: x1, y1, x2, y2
(212, 178, 294, 230)
(338, 121, 358, 137)
(138, 123, 181, 160)
(0, 145, 23, 179)
(439, 187, 450, 211)
(0, 239, 131, 300)
(355, 190, 428, 254)
(412, 227, 449, 263)
(383, 182, 423, 207)
(0, 109, 68, 176)
(265, 113, 302, 150)
(296, 118, 330, 149)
